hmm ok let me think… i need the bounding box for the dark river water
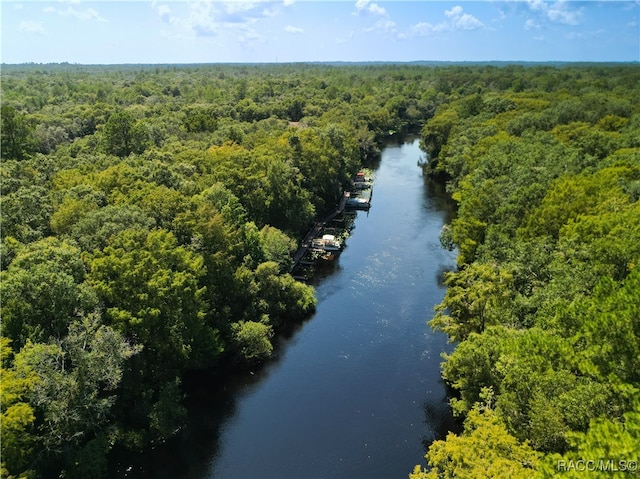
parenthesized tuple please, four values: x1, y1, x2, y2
(118, 136, 458, 479)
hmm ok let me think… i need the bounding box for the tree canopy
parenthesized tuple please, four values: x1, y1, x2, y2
(415, 62, 640, 478)
(1, 62, 638, 479)
(2, 62, 432, 478)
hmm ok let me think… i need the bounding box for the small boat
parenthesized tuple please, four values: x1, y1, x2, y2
(311, 234, 342, 252)
(352, 181, 372, 190)
(346, 197, 371, 210)
(354, 171, 370, 182)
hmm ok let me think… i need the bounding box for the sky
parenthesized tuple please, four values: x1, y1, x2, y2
(2, 0, 639, 64)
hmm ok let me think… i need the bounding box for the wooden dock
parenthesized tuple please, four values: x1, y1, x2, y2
(290, 191, 350, 274)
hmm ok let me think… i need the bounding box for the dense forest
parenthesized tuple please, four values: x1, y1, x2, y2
(1, 62, 438, 478)
(411, 65, 640, 477)
(1, 63, 638, 479)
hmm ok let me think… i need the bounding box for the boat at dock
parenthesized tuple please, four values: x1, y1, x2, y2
(353, 171, 371, 183)
(290, 171, 373, 278)
(346, 197, 371, 210)
(352, 181, 372, 190)
(311, 234, 342, 252)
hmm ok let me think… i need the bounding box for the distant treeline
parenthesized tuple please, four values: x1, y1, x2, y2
(1, 63, 638, 479)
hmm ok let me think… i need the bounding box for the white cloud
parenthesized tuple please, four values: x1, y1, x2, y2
(526, 0, 547, 13)
(368, 3, 386, 16)
(354, 0, 386, 17)
(411, 22, 433, 37)
(524, 0, 584, 26)
(285, 25, 303, 34)
(152, 0, 273, 48)
(283, 0, 295, 6)
(355, 0, 395, 36)
(405, 5, 484, 37)
(187, 2, 218, 36)
(366, 18, 397, 34)
(219, 0, 277, 23)
(525, 19, 540, 30)
(354, 0, 368, 13)
(547, 4, 582, 26)
(19, 20, 47, 35)
(43, 4, 107, 22)
(444, 5, 484, 31)
(155, 4, 172, 23)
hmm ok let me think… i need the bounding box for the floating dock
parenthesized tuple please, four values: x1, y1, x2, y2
(291, 191, 349, 273)
(291, 173, 373, 279)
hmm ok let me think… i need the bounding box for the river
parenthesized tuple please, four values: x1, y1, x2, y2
(119, 136, 458, 479)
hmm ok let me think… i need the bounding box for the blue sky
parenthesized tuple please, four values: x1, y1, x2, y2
(2, 1, 639, 63)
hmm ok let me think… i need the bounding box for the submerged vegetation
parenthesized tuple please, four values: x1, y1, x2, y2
(1, 62, 638, 478)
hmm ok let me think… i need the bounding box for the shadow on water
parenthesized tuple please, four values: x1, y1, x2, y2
(109, 378, 232, 479)
(420, 382, 464, 453)
(110, 340, 304, 479)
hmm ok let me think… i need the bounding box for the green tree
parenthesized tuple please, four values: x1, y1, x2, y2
(439, 326, 515, 415)
(231, 320, 274, 363)
(0, 337, 38, 478)
(1, 105, 35, 161)
(87, 228, 219, 444)
(0, 185, 53, 243)
(87, 228, 215, 371)
(68, 204, 156, 252)
(253, 261, 316, 327)
(410, 406, 539, 479)
(420, 107, 458, 161)
(50, 196, 100, 235)
(12, 314, 138, 478)
(431, 262, 514, 342)
(258, 225, 296, 272)
(540, 401, 640, 479)
(0, 238, 97, 346)
(102, 110, 149, 157)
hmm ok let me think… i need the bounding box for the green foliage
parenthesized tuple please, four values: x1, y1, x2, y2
(258, 225, 296, 272)
(1, 105, 36, 161)
(420, 107, 458, 161)
(67, 204, 156, 252)
(0, 185, 53, 243)
(1, 338, 38, 478)
(410, 406, 539, 479)
(522, 165, 636, 240)
(182, 106, 218, 133)
(417, 63, 640, 478)
(539, 401, 640, 479)
(431, 262, 514, 341)
(87, 228, 211, 371)
(231, 320, 274, 363)
(440, 326, 515, 416)
(147, 378, 187, 439)
(0, 238, 97, 346)
(101, 110, 149, 157)
(2, 316, 137, 478)
(4, 62, 638, 479)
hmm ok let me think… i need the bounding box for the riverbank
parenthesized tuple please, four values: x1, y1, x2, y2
(111, 136, 459, 479)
